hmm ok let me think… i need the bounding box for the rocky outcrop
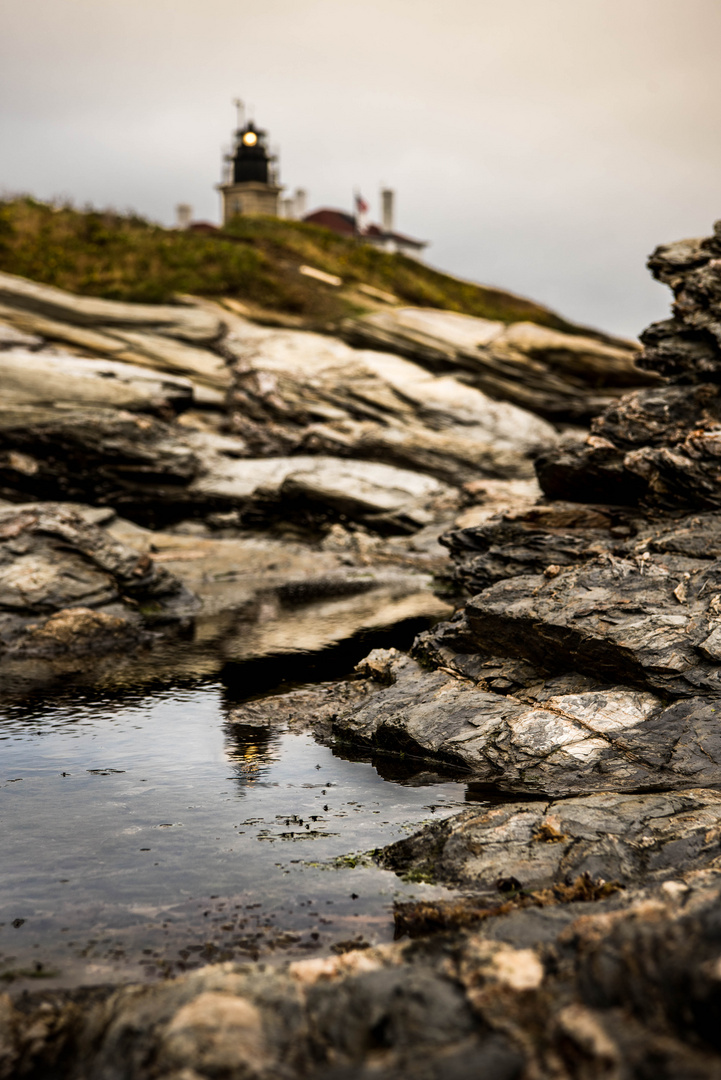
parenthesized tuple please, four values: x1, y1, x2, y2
(0, 503, 197, 657)
(324, 222, 721, 799)
(325, 647, 721, 794)
(378, 789, 721, 893)
(190, 454, 459, 534)
(343, 306, 654, 422)
(0, 347, 194, 414)
(0, 401, 467, 533)
(536, 221, 721, 507)
(0, 272, 561, 534)
(325, 499, 721, 789)
(7, 238, 721, 1079)
(0, 408, 202, 526)
(0, 269, 223, 342)
(225, 316, 556, 484)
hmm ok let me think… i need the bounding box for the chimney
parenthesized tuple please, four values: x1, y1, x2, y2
(294, 188, 307, 219)
(176, 204, 193, 230)
(381, 188, 394, 234)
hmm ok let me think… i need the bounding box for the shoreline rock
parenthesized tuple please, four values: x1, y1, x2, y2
(343, 306, 654, 422)
(0, 502, 198, 659)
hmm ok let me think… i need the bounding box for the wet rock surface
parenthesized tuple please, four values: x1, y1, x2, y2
(7, 871, 721, 1078)
(327, 648, 721, 794)
(324, 226, 721, 805)
(378, 789, 721, 893)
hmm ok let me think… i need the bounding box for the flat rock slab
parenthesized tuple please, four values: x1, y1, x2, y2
(191, 454, 459, 533)
(329, 651, 721, 794)
(0, 270, 223, 342)
(343, 306, 650, 423)
(378, 789, 721, 893)
(0, 347, 193, 413)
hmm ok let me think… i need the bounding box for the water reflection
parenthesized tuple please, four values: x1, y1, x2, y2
(223, 720, 282, 785)
(0, 672, 475, 993)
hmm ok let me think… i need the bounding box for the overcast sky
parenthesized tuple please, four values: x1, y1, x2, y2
(2, 0, 721, 336)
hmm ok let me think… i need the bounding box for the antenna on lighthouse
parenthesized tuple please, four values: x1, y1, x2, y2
(233, 98, 245, 131)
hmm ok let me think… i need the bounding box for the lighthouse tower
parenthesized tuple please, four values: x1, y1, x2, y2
(218, 107, 282, 223)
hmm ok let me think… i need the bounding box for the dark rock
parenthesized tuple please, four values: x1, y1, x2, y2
(0, 503, 197, 657)
(0, 407, 201, 526)
(0, 407, 460, 535)
(329, 649, 721, 794)
(537, 221, 721, 509)
(378, 789, 721, 894)
(534, 436, 645, 505)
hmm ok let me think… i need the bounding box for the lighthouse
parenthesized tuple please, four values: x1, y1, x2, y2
(218, 105, 282, 223)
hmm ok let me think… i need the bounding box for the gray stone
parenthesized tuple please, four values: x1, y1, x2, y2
(0, 347, 194, 413)
(378, 789, 721, 893)
(343, 307, 653, 423)
(224, 315, 556, 484)
(537, 220, 721, 509)
(0, 503, 197, 657)
(7, 871, 721, 1078)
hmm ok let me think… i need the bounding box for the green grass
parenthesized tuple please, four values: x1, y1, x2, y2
(0, 196, 583, 333)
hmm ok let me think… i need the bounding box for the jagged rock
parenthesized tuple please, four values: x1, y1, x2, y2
(433, 503, 721, 693)
(378, 789, 721, 893)
(536, 383, 721, 509)
(328, 649, 721, 794)
(0, 347, 193, 413)
(324, 480, 721, 789)
(224, 316, 556, 484)
(0, 503, 197, 657)
(0, 402, 464, 534)
(537, 220, 721, 508)
(343, 307, 652, 423)
(439, 500, 645, 593)
(0, 407, 202, 525)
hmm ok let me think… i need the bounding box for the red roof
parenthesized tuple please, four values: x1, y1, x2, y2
(303, 209, 427, 249)
(303, 209, 357, 236)
(188, 221, 220, 234)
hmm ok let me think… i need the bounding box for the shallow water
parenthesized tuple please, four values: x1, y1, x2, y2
(0, 679, 470, 992)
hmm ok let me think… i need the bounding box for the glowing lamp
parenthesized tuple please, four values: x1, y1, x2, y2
(242, 131, 258, 147)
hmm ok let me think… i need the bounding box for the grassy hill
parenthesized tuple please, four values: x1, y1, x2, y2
(0, 196, 590, 336)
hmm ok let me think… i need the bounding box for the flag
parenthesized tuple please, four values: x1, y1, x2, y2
(355, 193, 369, 215)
